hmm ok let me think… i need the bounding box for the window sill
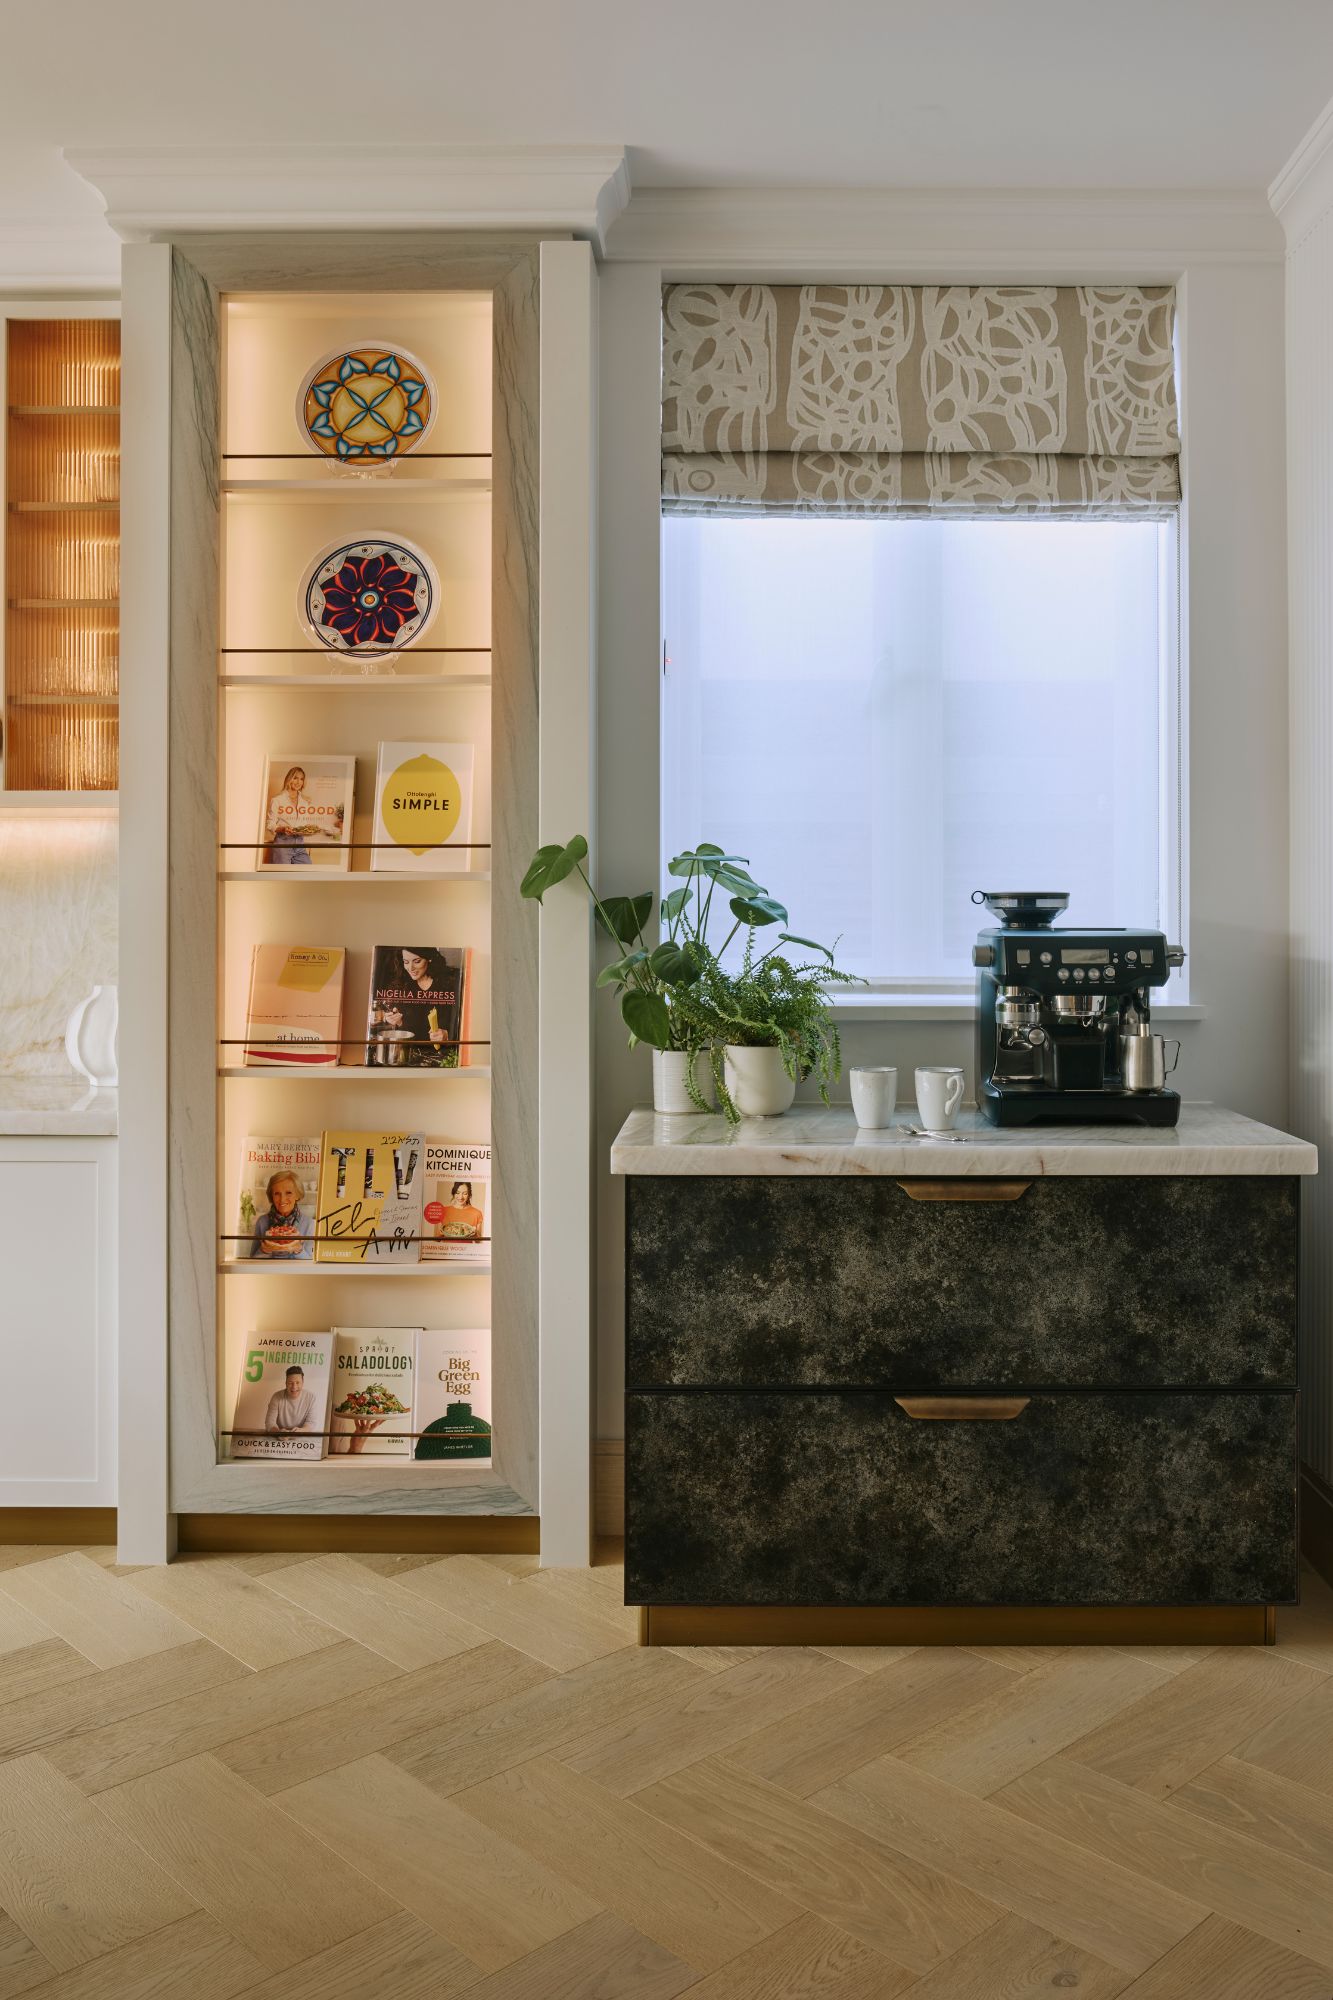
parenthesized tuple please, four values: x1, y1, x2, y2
(829, 992, 1206, 1023)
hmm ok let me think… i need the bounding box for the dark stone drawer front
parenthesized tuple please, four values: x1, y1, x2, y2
(625, 1390, 1297, 1607)
(625, 1175, 1298, 1389)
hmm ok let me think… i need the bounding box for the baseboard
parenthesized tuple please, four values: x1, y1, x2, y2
(595, 1440, 624, 1536)
(640, 1603, 1276, 1648)
(176, 1513, 539, 1556)
(0, 1507, 116, 1546)
(1302, 1462, 1333, 1588)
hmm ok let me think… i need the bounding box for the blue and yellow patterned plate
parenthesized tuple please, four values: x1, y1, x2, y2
(298, 342, 435, 461)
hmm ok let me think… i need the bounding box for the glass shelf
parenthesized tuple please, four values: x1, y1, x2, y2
(221, 670, 491, 689)
(218, 1260, 491, 1277)
(220, 867, 491, 882)
(219, 1064, 492, 1080)
(9, 404, 120, 417)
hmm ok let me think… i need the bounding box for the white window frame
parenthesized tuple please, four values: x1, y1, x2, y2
(661, 512, 1187, 1003)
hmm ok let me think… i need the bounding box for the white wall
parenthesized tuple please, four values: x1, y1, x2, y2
(595, 199, 1289, 1438)
(1275, 104, 1333, 1489)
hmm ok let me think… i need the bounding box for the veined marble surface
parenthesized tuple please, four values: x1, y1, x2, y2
(0, 815, 116, 1076)
(0, 1078, 117, 1135)
(610, 1102, 1318, 1177)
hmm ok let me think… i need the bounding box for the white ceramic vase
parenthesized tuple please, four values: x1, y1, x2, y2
(723, 1043, 795, 1117)
(65, 983, 119, 1086)
(652, 1048, 716, 1114)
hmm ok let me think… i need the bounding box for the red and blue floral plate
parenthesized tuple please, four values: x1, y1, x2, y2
(300, 535, 438, 658)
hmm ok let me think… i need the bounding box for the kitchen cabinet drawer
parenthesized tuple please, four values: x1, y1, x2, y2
(624, 1389, 1297, 1607)
(625, 1175, 1298, 1390)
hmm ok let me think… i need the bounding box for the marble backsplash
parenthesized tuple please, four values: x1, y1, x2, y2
(0, 814, 117, 1075)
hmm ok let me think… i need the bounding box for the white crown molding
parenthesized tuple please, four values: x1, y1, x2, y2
(65, 145, 631, 256)
(0, 217, 119, 293)
(1269, 92, 1333, 246)
(605, 185, 1284, 276)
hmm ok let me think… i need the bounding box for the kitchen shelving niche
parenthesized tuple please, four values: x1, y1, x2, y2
(118, 232, 594, 1564)
(199, 282, 532, 1521)
(2, 314, 120, 792)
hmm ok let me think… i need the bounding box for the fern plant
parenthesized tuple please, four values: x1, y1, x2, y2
(670, 929, 857, 1121)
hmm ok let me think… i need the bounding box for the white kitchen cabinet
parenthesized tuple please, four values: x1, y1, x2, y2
(0, 1132, 116, 1505)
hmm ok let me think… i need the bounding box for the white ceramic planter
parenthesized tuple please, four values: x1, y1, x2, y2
(723, 1043, 795, 1117)
(652, 1048, 716, 1114)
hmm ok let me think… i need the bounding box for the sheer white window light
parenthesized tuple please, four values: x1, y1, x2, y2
(661, 514, 1179, 986)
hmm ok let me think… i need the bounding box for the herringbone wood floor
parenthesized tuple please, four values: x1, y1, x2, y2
(0, 1547, 1331, 1999)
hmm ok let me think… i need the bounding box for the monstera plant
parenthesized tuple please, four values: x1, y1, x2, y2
(520, 837, 854, 1119)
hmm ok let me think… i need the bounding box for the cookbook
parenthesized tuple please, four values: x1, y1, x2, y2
(232, 1135, 321, 1262)
(229, 1332, 334, 1461)
(365, 945, 475, 1068)
(243, 945, 346, 1068)
(421, 1140, 490, 1264)
(255, 754, 355, 871)
(328, 1327, 418, 1457)
(371, 741, 475, 874)
(413, 1329, 492, 1464)
(314, 1130, 423, 1264)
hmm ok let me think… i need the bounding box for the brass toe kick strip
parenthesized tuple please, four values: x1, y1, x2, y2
(639, 1604, 1276, 1648)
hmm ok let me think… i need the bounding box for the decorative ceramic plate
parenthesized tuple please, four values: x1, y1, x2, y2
(297, 342, 435, 460)
(300, 535, 438, 657)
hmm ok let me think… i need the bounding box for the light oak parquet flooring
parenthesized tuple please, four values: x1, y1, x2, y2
(0, 1548, 1326, 1998)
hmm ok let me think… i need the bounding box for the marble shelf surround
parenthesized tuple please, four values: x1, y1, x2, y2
(611, 1101, 1318, 1178)
(0, 1078, 117, 1136)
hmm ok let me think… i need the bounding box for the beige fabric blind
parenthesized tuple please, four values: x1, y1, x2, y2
(661, 283, 1180, 518)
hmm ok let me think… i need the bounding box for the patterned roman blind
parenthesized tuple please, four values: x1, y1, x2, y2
(661, 283, 1180, 518)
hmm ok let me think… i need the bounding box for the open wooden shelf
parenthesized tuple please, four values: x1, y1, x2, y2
(218, 1260, 492, 1277)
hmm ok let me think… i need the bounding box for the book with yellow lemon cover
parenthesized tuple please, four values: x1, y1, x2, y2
(371, 741, 475, 874)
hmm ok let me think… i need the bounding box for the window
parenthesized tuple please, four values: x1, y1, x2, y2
(661, 514, 1180, 989)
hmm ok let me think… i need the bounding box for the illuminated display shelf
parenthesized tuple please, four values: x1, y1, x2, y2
(2, 315, 120, 794)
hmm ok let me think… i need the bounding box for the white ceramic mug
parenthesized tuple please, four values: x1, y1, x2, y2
(915, 1065, 964, 1131)
(850, 1066, 897, 1128)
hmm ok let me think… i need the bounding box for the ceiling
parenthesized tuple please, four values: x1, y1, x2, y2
(3, 0, 1332, 241)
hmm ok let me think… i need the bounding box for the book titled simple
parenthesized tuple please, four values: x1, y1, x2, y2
(254, 753, 355, 871)
(329, 1327, 419, 1457)
(365, 945, 475, 1069)
(230, 1332, 334, 1461)
(422, 1139, 491, 1263)
(315, 1130, 424, 1264)
(414, 1329, 492, 1464)
(372, 741, 475, 874)
(233, 1135, 320, 1261)
(243, 946, 346, 1067)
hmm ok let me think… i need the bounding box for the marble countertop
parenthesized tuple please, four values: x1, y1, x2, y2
(610, 1102, 1317, 1177)
(0, 1079, 118, 1136)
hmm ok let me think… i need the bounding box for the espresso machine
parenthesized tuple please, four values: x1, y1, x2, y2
(972, 891, 1185, 1126)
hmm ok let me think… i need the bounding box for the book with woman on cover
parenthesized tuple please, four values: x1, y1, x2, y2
(255, 754, 355, 870)
(413, 1329, 492, 1464)
(232, 1136, 320, 1261)
(243, 945, 346, 1067)
(421, 1140, 490, 1263)
(365, 946, 475, 1068)
(329, 1327, 418, 1457)
(230, 1333, 334, 1461)
(314, 1130, 423, 1263)
(371, 741, 475, 874)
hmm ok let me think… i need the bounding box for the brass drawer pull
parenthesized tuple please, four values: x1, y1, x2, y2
(894, 1396, 1031, 1421)
(896, 1180, 1032, 1202)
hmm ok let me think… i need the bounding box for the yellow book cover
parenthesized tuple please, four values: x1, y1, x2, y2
(371, 741, 475, 874)
(314, 1130, 423, 1264)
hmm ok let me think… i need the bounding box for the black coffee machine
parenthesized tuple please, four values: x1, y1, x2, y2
(972, 891, 1184, 1126)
